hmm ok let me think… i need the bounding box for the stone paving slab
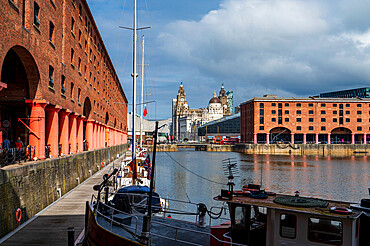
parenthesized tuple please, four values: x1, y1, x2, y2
(0, 159, 121, 246)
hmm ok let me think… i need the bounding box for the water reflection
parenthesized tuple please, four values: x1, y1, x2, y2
(155, 149, 369, 218)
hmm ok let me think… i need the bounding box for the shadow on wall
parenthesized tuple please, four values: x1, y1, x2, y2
(0, 144, 127, 238)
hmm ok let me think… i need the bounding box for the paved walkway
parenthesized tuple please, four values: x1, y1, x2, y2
(0, 159, 122, 245)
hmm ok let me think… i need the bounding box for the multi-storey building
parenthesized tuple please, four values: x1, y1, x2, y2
(240, 95, 370, 144)
(0, 0, 128, 159)
(319, 87, 370, 98)
(172, 83, 231, 140)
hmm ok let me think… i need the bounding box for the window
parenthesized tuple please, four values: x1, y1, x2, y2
(278, 103, 282, 108)
(61, 75, 65, 94)
(340, 118, 344, 124)
(278, 117, 282, 124)
(321, 126, 326, 130)
(272, 103, 276, 106)
(285, 118, 289, 122)
(71, 17, 75, 32)
(333, 111, 337, 115)
(260, 103, 264, 108)
(357, 126, 362, 131)
(79, 4, 82, 15)
(309, 110, 313, 115)
(71, 48, 74, 64)
(278, 110, 282, 116)
(346, 111, 350, 115)
(280, 214, 296, 239)
(49, 21, 54, 42)
(296, 110, 301, 115)
(357, 104, 361, 107)
(70, 82, 74, 98)
(272, 110, 276, 114)
(285, 103, 289, 107)
(321, 110, 326, 114)
(339, 104, 343, 109)
(346, 104, 350, 107)
(260, 117, 264, 124)
(309, 118, 313, 122)
(49, 65, 54, 87)
(296, 126, 301, 131)
(297, 118, 301, 122)
(357, 118, 362, 122)
(79, 29, 82, 42)
(309, 103, 313, 107)
(321, 103, 326, 107)
(333, 104, 337, 107)
(333, 118, 337, 122)
(34, 2, 40, 26)
(285, 110, 289, 114)
(321, 118, 326, 122)
(272, 118, 276, 122)
(346, 118, 350, 123)
(259, 126, 264, 130)
(78, 58, 81, 71)
(309, 126, 313, 131)
(296, 103, 301, 107)
(357, 111, 362, 115)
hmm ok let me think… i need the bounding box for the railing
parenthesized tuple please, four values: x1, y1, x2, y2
(0, 146, 32, 167)
(45, 144, 51, 158)
(91, 195, 244, 246)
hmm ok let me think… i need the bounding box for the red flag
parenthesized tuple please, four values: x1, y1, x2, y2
(143, 105, 147, 117)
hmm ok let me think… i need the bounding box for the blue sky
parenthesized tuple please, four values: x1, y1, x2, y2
(88, 0, 370, 119)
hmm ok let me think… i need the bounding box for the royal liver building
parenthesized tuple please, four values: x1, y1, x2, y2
(171, 83, 232, 141)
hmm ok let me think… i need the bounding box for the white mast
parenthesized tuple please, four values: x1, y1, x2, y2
(140, 35, 145, 149)
(131, 0, 137, 183)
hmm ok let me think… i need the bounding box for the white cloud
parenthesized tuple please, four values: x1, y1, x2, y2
(157, 0, 370, 108)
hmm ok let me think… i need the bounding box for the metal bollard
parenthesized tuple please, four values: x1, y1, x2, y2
(68, 227, 74, 246)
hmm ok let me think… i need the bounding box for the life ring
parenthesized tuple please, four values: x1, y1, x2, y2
(15, 208, 22, 223)
(330, 207, 352, 214)
(101, 162, 105, 168)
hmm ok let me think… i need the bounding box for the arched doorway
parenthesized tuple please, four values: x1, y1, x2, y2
(331, 127, 352, 144)
(0, 46, 39, 147)
(270, 127, 291, 143)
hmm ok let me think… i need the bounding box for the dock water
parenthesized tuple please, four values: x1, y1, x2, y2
(0, 159, 121, 245)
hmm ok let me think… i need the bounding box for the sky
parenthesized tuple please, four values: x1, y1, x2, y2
(87, 0, 370, 120)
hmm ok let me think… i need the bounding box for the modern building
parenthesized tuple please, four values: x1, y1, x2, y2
(319, 87, 370, 98)
(226, 90, 234, 114)
(172, 83, 231, 140)
(240, 95, 370, 144)
(198, 113, 240, 144)
(0, 0, 128, 159)
(127, 113, 171, 144)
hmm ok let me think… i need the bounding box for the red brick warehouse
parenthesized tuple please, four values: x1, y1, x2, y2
(0, 0, 128, 159)
(240, 95, 370, 144)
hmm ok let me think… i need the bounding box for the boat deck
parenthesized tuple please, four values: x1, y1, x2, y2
(215, 193, 362, 219)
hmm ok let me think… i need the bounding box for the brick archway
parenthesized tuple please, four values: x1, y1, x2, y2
(0, 46, 40, 147)
(269, 127, 292, 143)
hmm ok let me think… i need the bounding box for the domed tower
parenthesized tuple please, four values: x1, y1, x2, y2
(218, 84, 231, 116)
(208, 92, 223, 121)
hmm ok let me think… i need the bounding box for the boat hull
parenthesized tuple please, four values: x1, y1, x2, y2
(85, 202, 144, 246)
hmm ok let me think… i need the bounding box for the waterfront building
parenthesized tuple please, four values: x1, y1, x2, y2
(172, 83, 231, 140)
(319, 87, 370, 98)
(198, 113, 240, 144)
(0, 0, 128, 159)
(226, 90, 234, 114)
(240, 95, 370, 144)
(127, 113, 171, 144)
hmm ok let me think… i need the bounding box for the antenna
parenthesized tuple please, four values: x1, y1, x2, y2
(222, 158, 239, 196)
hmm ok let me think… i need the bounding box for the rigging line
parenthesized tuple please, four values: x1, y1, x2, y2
(170, 156, 192, 203)
(164, 151, 225, 185)
(144, 0, 156, 120)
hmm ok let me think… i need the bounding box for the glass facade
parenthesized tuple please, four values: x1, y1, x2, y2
(320, 88, 370, 98)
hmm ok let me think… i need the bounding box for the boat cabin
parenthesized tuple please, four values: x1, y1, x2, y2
(214, 194, 365, 246)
